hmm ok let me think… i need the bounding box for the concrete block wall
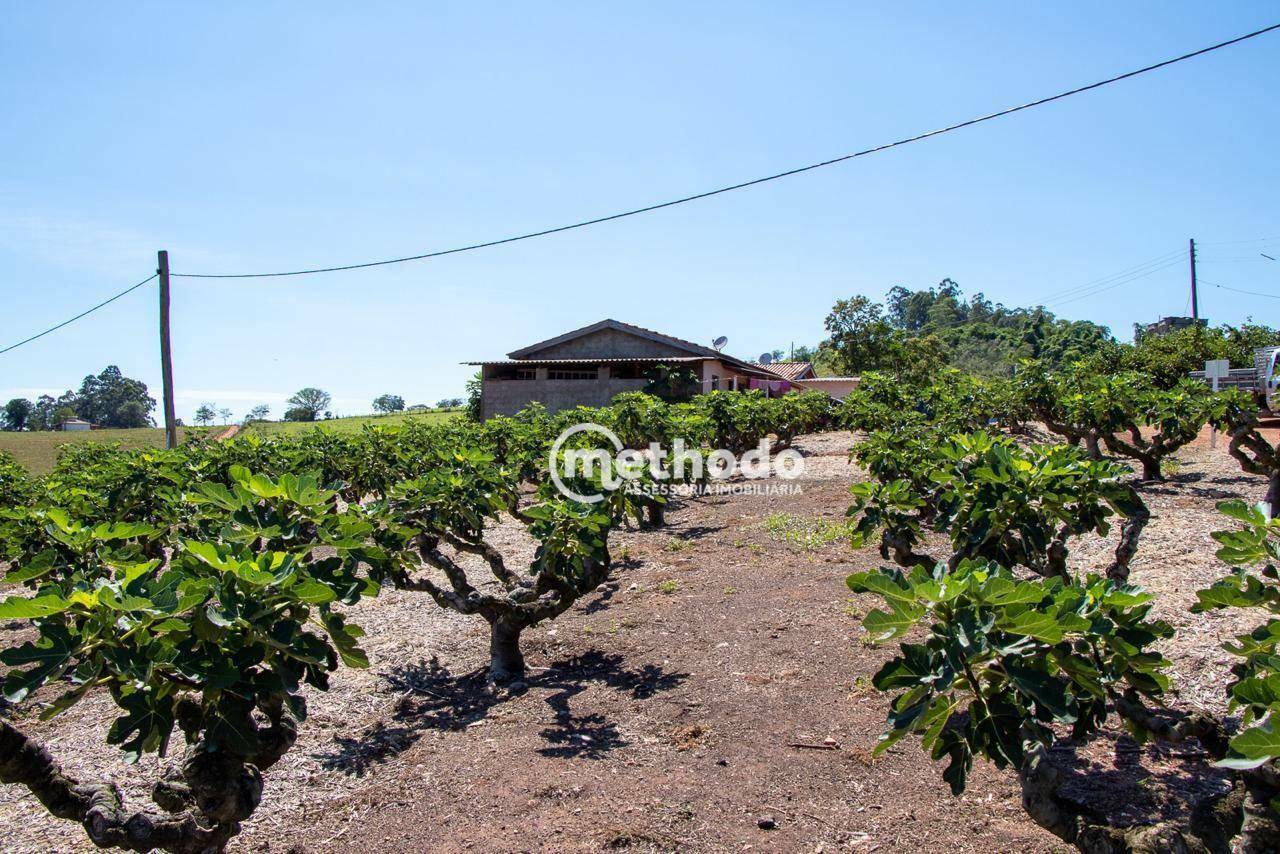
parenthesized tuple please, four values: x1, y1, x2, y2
(481, 368, 651, 419)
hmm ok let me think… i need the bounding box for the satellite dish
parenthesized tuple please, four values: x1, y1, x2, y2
(712, 336, 728, 351)
(758, 352, 774, 364)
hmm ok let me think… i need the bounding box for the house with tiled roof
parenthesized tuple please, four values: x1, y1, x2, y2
(749, 360, 816, 381)
(749, 360, 861, 399)
(466, 319, 807, 419)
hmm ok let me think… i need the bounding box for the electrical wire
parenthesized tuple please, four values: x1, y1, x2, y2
(1044, 258, 1186, 309)
(1206, 280, 1280, 300)
(1045, 256, 1186, 308)
(1033, 249, 1185, 303)
(4, 24, 1277, 354)
(1199, 235, 1280, 246)
(170, 23, 1280, 280)
(0, 274, 158, 356)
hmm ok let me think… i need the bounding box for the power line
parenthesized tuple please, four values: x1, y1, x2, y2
(1044, 256, 1185, 308)
(0, 273, 158, 356)
(172, 23, 1280, 280)
(1199, 235, 1280, 246)
(1034, 249, 1184, 303)
(1205, 280, 1280, 300)
(1045, 256, 1186, 308)
(4, 24, 1277, 355)
(1037, 250, 1184, 301)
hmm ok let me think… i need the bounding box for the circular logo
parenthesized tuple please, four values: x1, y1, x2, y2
(549, 423, 625, 503)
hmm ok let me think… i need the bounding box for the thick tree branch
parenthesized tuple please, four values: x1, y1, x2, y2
(0, 719, 247, 854)
(1114, 691, 1230, 760)
(1106, 503, 1149, 583)
(437, 530, 515, 587)
(417, 540, 478, 599)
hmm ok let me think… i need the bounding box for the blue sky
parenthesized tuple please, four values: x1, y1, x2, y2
(2, 3, 1278, 421)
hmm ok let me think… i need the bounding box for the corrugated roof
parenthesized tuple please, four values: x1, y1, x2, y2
(749, 361, 814, 381)
(799, 376, 860, 382)
(507, 318, 722, 361)
(463, 357, 704, 366)
(477, 318, 782, 378)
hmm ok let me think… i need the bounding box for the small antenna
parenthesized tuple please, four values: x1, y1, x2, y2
(712, 336, 728, 351)
(758, 352, 774, 364)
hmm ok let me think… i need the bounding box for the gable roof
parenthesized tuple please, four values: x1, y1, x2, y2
(508, 318, 721, 360)
(504, 318, 784, 378)
(464, 357, 704, 366)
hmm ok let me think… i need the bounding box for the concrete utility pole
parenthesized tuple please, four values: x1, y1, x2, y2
(1189, 238, 1199, 321)
(157, 250, 178, 449)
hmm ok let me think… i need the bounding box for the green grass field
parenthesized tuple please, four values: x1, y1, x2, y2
(236, 408, 463, 437)
(0, 427, 209, 475)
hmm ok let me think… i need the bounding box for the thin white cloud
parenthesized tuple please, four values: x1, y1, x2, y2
(0, 213, 225, 278)
(175, 389, 368, 407)
(0, 388, 67, 397)
(3, 386, 370, 408)
(175, 389, 291, 403)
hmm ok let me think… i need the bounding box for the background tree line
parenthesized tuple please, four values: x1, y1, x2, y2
(794, 278, 1280, 386)
(3, 366, 155, 431)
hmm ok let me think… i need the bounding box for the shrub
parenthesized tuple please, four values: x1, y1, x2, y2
(1016, 365, 1218, 480)
(0, 449, 33, 508)
(848, 487, 1280, 848)
(369, 447, 620, 682)
(849, 560, 1173, 791)
(849, 431, 1148, 580)
(1214, 390, 1280, 516)
(0, 468, 383, 852)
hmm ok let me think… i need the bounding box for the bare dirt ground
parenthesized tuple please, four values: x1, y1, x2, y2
(212, 424, 242, 441)
(0, 429, 1271, 853)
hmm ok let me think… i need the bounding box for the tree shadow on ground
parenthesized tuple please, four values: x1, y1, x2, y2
(1051, 735, 1235, 829)
(582, 580, 620, 615)
(582, 556, 645, 614)
(315, 650, 687, 775)
(1205, 473, 1263, 487)
(1137, 470, 1256, 501)
(1184, 485, 1260, 502)
(669, 524, 724, 540)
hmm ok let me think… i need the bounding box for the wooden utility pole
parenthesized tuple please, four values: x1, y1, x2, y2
(157, 250, 178, 449)
(1189, 237, 1199, 321)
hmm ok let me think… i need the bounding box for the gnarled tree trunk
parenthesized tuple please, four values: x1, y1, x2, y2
(1224, 425, 1280, 519)
(1137, 453, 1162, 482)
(487, 617, 527, 683)
(0, 705, 297, 854)
(1106, 501, 1150, 582)
(1020, 743, 1244, 853)
(400, 525, 616, 685)
(1266, 471, 1280, 520)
